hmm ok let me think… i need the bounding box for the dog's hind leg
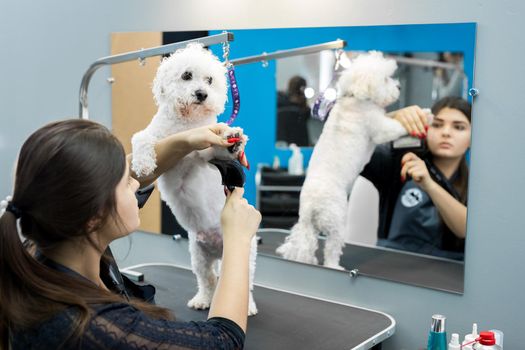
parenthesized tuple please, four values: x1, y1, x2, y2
(276, 218, 319, 265)
(248, 236, 258, 316)
(317, 195, 348, 269)
(187, 235, 219, 310)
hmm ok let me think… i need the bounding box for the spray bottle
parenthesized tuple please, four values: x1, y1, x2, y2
(462, 323, 479, 350)
(288, 143, 304, 175)
(448, 333, 461, 350)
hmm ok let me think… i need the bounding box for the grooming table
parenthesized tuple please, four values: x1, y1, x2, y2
(131, 265, 394, 350)
(257, 230, 464, 294)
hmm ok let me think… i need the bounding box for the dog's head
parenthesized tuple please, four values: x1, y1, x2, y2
(337, 51, 399, 107)
(152, 43, 228, 121)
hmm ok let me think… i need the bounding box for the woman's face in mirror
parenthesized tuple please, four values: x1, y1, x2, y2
(427, 107, 471, 160)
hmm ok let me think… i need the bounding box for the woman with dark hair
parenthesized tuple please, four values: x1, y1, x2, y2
(361, 96, 471, 260)
(276, 76, 311, 146)
(0, 119, 261, 349)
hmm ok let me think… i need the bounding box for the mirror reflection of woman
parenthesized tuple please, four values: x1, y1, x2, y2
(276, 76, 311, 147)
(361, 96, 471, 260)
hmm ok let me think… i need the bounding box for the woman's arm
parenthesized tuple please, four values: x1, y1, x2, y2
(208, 187, 261, 332)
(422, 181, 467, 238)
(400, 152, 467, 238)
(128, 124, 233, 188)
(87, 304, 245, 349)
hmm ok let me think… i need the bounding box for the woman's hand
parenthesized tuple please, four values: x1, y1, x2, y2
(400, 152, 437, 192)
(131, 123, 240, 187)
(221, 187, 261, 246)
(183, 123, 249, 168)
(183, 123, 233, 151)
(391, 105, 429, 138)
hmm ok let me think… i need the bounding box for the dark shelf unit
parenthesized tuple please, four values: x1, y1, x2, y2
(256, 165, 305, 229)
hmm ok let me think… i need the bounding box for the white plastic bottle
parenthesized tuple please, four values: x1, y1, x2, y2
(448, 333, 461, 350)
(489, 329, 504, 348)
(288, 143, 304, 175)
(272, 155, 280, 169)
(462, 323, 479, 350)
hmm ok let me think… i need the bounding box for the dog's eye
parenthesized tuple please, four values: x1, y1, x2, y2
(205, 77, 213, 85)
(181, 71, 193, 81)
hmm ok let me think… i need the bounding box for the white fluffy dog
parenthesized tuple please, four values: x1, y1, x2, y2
(276, 51, 407, 269)
(131, 43, 258, 315)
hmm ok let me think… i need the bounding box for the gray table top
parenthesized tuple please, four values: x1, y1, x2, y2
(132, 264, 395, 350)
(256, 230, 464, 294)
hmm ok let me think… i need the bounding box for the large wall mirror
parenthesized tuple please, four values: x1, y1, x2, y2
(110, 23, 476, 294)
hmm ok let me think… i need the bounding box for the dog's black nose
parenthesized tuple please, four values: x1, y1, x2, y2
(195, 90, 208, 102)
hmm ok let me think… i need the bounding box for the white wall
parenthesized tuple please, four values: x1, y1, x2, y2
(2, 1, 525, 348)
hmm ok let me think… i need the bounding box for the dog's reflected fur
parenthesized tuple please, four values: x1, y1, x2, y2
(276, 51, 407, 269)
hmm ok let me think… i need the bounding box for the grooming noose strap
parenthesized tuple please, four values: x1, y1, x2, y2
(222, 39, 240, 126)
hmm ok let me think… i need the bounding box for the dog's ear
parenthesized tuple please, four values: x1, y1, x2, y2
(381, 57, 398, 79)
(152, 83, 161, 106)
(349, 73, 373, 100)
(152, 74, 166, 106)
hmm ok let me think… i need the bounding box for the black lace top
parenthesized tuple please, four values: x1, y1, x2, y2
(10, 253, 245, 349)
(11, 305, 244, 349)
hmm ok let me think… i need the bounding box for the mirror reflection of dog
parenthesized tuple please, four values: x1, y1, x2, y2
(131, 43, 258, 315)
(276, 51, 408, 269)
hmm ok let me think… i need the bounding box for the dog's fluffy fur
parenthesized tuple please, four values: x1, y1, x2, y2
(131, 43, 258, 315)
(276, 51, 407, 269)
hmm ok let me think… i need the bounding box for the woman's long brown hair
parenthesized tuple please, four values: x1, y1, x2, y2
(0, 120, 172, 349)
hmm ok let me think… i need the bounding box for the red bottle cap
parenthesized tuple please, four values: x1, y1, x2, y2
(478, 331, 496, 345)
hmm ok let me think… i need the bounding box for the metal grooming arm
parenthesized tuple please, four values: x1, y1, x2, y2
(385, 54, 469, 98)
(78, 32, 234, 119)
(385, 54, 463, 70)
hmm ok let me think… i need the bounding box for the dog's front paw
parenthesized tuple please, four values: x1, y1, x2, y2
(187, 292, 212, 310)
(213, 126, 249, 168)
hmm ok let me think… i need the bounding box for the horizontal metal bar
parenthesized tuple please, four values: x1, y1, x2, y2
(79, 32, 234, 119)
(230, 39, 347, 66)
(386, 54, 462, 70)
(101, 32, 234, 66)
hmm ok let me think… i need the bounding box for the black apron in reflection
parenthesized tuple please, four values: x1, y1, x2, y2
(378, 179, 464, 260)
